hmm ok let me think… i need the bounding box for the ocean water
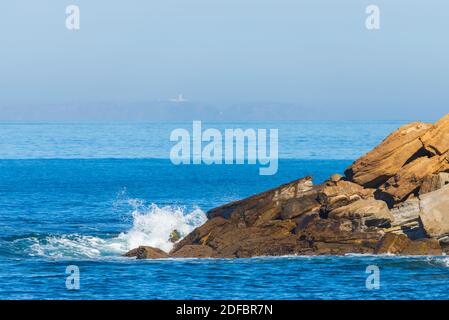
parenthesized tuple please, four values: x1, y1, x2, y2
(1, 121, 449, 300)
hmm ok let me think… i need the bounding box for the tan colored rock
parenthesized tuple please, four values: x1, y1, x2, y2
(345, 122, 432, 188)
(390, 198, 421, 226)
(420, 172, 449, 195)
(421, 114, 449, 155)
(378, 154, 448, 204)
(123, 246, 169, 259)
(328, 199, 393, 227)
(330, 174, 343, 182)
(318, 180, 374, 212)
(419, 184, 449, 238)
(375, 233, 411, 254)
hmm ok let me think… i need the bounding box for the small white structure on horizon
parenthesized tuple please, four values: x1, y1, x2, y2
(170, 94, 187, 103)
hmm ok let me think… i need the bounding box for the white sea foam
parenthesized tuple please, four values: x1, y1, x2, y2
(22, 203, 207, 259)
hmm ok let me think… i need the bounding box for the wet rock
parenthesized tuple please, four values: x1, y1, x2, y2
(169, 229, 182, 243)
(401, 239, 442, 256)
(328, 199, 393, 228)
(375, 233, 411, 254)
(170, 245, 217, 258)
(345, 122, 432, 188)
(123, 246, 169, 259)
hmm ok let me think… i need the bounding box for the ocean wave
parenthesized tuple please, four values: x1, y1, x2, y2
(11, 203, 207, 259)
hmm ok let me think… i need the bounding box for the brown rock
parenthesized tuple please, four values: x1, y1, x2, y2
(377, 154, 448, 205)
(280, 189, 321, 220)
(401, 239, 442, 255)
(328, 199, 393, 228)
(170, 245, 217, 258)
(296, 217, 382, 243)
(123, 246, 169, 259)
(318, 180, 374, 212)
(419, 172, 449, 195)
(375, 233, 411, 254)
(345, 122, 432, 188)
(419, 184, 449, 238)
(207, 176, 313, 226)
(421, 113, 449, 155)
(330, 174, 343, 182)
(171, 217, 231, 253)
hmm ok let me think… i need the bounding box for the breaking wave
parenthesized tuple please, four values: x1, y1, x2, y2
(12, 203, 207, 259)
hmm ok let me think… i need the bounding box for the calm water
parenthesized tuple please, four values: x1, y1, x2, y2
(1, 121, 449, 300)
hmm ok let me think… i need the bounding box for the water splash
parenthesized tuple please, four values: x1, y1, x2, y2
(15, 203, 207, 259)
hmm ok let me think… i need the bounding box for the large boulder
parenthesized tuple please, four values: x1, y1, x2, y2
(345, 122, 432, 188)
(377, 154, 448, 205)
(207, 176, 313, 226)
(318, 180, 374, 212)
(123, 246, 169, 259)
(421, 114, 449, 155)
(328, 199, 393, 228)
(375, 233, 411, 254)
(389, 198, 425, 239)
(419, 184, 449, 239)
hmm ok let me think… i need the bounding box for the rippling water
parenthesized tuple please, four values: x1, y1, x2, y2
(2, 121, 448, 300)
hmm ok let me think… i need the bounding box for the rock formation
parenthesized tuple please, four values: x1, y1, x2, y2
(124, 113, 449, 259)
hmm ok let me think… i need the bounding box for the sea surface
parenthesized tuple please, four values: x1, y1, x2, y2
(1, 121, 449, 300)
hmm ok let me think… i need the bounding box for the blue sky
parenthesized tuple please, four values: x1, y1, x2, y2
(0, 0, 448, 120)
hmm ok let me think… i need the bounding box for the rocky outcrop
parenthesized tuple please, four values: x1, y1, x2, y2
(421, 114, 449, 155)
(124, 246, 169, 259)
(345, 122, 432, 188)
(377, 154, 448, 205)
(125, 113, 449, 259)
(207, 176, 313, 226)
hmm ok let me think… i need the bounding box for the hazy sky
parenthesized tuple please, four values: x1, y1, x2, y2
(0, 1, 448, 120)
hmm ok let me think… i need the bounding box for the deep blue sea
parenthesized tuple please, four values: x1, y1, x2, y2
(1, 121, 449, 300)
